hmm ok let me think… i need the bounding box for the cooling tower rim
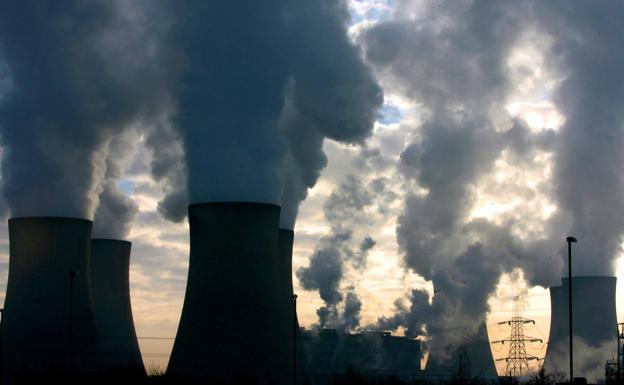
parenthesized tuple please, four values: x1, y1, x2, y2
(188, 201, 280, 210)
(561, 275, 617, 281)
(8, 216, 92, 224)
(91, 238, 132, 245)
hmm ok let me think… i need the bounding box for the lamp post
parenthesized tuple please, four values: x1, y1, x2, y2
(566, 236, 577, 384)
(291, 294, 298, 385)
(69, 271, 79, 373)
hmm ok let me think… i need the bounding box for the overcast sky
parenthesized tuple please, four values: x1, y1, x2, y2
(1, 0, 623, 376)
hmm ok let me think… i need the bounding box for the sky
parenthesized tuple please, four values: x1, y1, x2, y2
(0, 0, 624, 378)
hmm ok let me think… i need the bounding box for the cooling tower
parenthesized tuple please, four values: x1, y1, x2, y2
(90, 239, 144, 373)
(279, 228, 310, 384)
(167, 202, 290, 384)
(543, 286, 565, 372)
(2, 217, 100, 379)
(426, 322, 498, 380)
(544, 276, 617, 378)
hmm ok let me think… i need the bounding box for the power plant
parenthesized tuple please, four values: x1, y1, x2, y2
(167, 202, 291, 383)
(544, 276, 618, 377)
(90, 239, 144, 373)
(302, 329, 423, 383)
(0, 213, 617, 384)
(1, 217, 101, 379)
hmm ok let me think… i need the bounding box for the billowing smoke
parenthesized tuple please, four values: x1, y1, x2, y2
(0, 1, 171, 219)
(146, 120, 188, 223)
(277, 0, 383, 229)
(92, 130, 140, 239)
(360, 0, 624, 372)
(532, 1, 624, 276)
(297, 175, 377, 330)
(362, 0, 525, 358)
(163, 1, 380, 220)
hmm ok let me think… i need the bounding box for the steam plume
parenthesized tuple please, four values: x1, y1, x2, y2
(0, 1, 170, 219)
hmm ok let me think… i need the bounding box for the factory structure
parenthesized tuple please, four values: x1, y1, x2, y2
(301, 328, 422, 383)
(0, 205, 620, 384)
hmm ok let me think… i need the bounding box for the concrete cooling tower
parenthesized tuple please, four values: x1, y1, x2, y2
(167, 202, 290, 384)
(426, 322, 498, 380)
(2, 217, 100, 379)
(544, 276, 617, 378)
(543, 285, 565, 372)
(279, 228, 309, 384)
(90, 239, 144, 373)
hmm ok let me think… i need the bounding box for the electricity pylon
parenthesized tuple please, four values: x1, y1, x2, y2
(492, 297, 542, 377)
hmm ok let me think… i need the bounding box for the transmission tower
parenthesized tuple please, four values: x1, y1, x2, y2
(492, 297, 542, 377)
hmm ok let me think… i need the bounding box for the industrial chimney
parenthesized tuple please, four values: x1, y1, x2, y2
(90, 239, 145, 374)
(544, 276, 617, 377)
(2, 217, 100, 380)
(167, 202, 290, 384)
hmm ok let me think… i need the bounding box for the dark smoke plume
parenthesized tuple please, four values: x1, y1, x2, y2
(92, 130, 140, 239)
(362, 0, 534, 360)
(362, 0, 624, 370)
(0, 1, 171, 219)
(532, 1, 624, 276)
(297, 175, 378, 330)
(278, 0, 383, 229)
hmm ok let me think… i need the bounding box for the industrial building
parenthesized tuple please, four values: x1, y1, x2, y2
(90, 239, 144, 373)
(544, 276, 618, 377)
(167, 202, 291, 384)
(1, 217, 101, 379)
(302, 329, 422, 383)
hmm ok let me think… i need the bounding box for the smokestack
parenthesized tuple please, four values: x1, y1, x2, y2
(2, 217, 100, 379)
(167, 203, 290, 383)
(90, 239, 145, 374)
(544, 276, 617, 377)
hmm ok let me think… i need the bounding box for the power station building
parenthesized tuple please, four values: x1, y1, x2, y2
(544, 276, 618, 377)
(302, 329, 422, 383)
(2, 217, 101, 379)
(167, 202, 291, 384)
(90, 239, 144, 373)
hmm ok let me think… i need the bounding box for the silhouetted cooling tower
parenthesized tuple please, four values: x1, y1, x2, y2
(279, 228, 309, 384)
(544, 276, 617, 377)
(543, 285, 564, 372)
(90, 239, 144, 373)
(464, 323, 498, 379)
(167, 202, 290, 384)
(2, 217, 100, 379)
(426, 322, 497, 380)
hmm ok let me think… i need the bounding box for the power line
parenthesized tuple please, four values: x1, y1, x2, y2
(492, 296, 542, 377)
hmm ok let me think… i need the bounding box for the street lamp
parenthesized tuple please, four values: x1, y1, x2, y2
(566, 236, 577, 384)
(291, 294, 298, 385)
(69, 271, 79, 373)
